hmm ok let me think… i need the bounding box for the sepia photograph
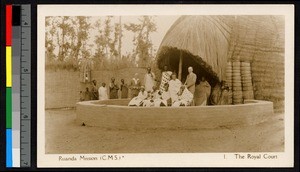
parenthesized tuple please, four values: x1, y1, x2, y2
(37, 5, 294, 167)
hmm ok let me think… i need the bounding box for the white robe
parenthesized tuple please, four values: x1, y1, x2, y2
(154, 90, 171, 107)
(98, 86, 108, 100)
(143, 98, 154, 107)
(144, 72, 155, 92)
(152, 90, 160, 100)
(128, 91, 148, 106)
(169, 79, 182, 103)
(172, 88, 194, 107)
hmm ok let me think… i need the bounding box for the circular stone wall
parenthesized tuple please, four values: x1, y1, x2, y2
(76, 100, 274, 130)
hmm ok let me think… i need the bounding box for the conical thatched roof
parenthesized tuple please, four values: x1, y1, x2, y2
(156, 15, 284, 82)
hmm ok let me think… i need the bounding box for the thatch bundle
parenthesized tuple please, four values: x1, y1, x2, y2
(156, 15, 284, 112)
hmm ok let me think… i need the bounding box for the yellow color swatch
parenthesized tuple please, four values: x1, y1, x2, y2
(6, 46, 12, 87)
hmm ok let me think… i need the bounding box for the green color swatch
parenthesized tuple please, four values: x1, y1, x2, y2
(6, 87, 12, 128)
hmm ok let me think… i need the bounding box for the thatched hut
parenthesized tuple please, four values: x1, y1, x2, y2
(156, 15, 284, 112)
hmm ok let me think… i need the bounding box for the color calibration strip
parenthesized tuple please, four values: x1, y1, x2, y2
(6, 4, 31, 168)
(6, 4, 13, 168)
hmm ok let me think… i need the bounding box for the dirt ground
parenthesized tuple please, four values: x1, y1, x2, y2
(45, 109, 284, 154)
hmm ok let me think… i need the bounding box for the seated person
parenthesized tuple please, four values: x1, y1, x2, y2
(142, 91, 155, 107)
(151, 86, 160, 100)
(142, 86, 160, 107)
(154, 83, 171, 107)
(128, 86, 148, 106)
(172, 86, 194, 107)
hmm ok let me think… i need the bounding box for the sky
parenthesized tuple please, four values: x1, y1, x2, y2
(85, 16, 180, 56)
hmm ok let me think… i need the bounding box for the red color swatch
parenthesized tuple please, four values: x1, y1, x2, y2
(6, 5, 12, 46)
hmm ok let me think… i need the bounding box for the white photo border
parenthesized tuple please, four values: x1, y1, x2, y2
(37, 4, 294, 168)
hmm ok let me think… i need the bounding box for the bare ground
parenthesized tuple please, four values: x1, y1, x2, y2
(45, 109, 284, 154)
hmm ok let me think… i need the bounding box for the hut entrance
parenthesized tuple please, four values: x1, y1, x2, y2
(157, 47, 219, 87)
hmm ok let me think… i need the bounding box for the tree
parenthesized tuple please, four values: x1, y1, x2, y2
(71, 16, 92, 60)
(124, 16, 157, 67)
(45, 16, 92, 70)
(94, 16, 124, 70)
(45, 17, 57, 64)
(56, 16, 75, 61)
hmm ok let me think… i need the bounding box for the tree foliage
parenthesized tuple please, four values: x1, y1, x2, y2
(45, 16, 157, 71)
(124, 16, 157, 67)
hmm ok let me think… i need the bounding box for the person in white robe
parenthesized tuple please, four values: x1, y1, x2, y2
(151, 86, 160, 99)
(159, 65, 172, 92)
(172, 86, 194, 107)
(130, 73, 141, 98)
(142, 91, 155, 107)
(154, 83, 171, 107)
(128, 86, 148, 106)
(144, 67, 156, 92)
(168, 73, 182, 103)
(98, 83, 108, 101)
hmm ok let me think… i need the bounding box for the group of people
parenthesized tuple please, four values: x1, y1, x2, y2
(79, 67, 157, 101)
(128, 65, 230, 107)
(129, 66, 206, 107)
(80, 78, 130, 101)
(80, 65, 229, 107)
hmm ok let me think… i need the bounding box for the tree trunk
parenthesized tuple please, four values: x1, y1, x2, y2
(118, 16, 122, 60)
(61, 17, 66, 61)
(178, 51, 183, 81)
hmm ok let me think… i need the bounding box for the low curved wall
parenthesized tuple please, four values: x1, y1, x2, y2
(76, 99, 274, 130)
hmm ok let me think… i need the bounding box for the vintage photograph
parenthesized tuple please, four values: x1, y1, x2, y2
(37, 5, 294, 167)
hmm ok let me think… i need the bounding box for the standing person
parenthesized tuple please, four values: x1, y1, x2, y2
(84, 87, 91, 101)
(194, 76, 211, 106)
(210, 82, 221, 105)
(169, 73, 182, 103)
(90, 80, 99, 100)
(98, 82, 108, 101)
(130, 73, 141, 98)
(219, 81, 229, 105)
(184, 66, 197, 105)
(159, 65, 172, 92)
(184, 66, 197, 95)
(109, 77, 119, 99)
(144, 67, 156, 92)
(79, 91, 85, 101)
(120, 79, 129, 99)
(210, 81, 230, 105)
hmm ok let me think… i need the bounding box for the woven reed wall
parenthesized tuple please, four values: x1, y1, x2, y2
(45, 68, 146, 109)
(226, 16, 285, 113)
(251, 52, 285, 113)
